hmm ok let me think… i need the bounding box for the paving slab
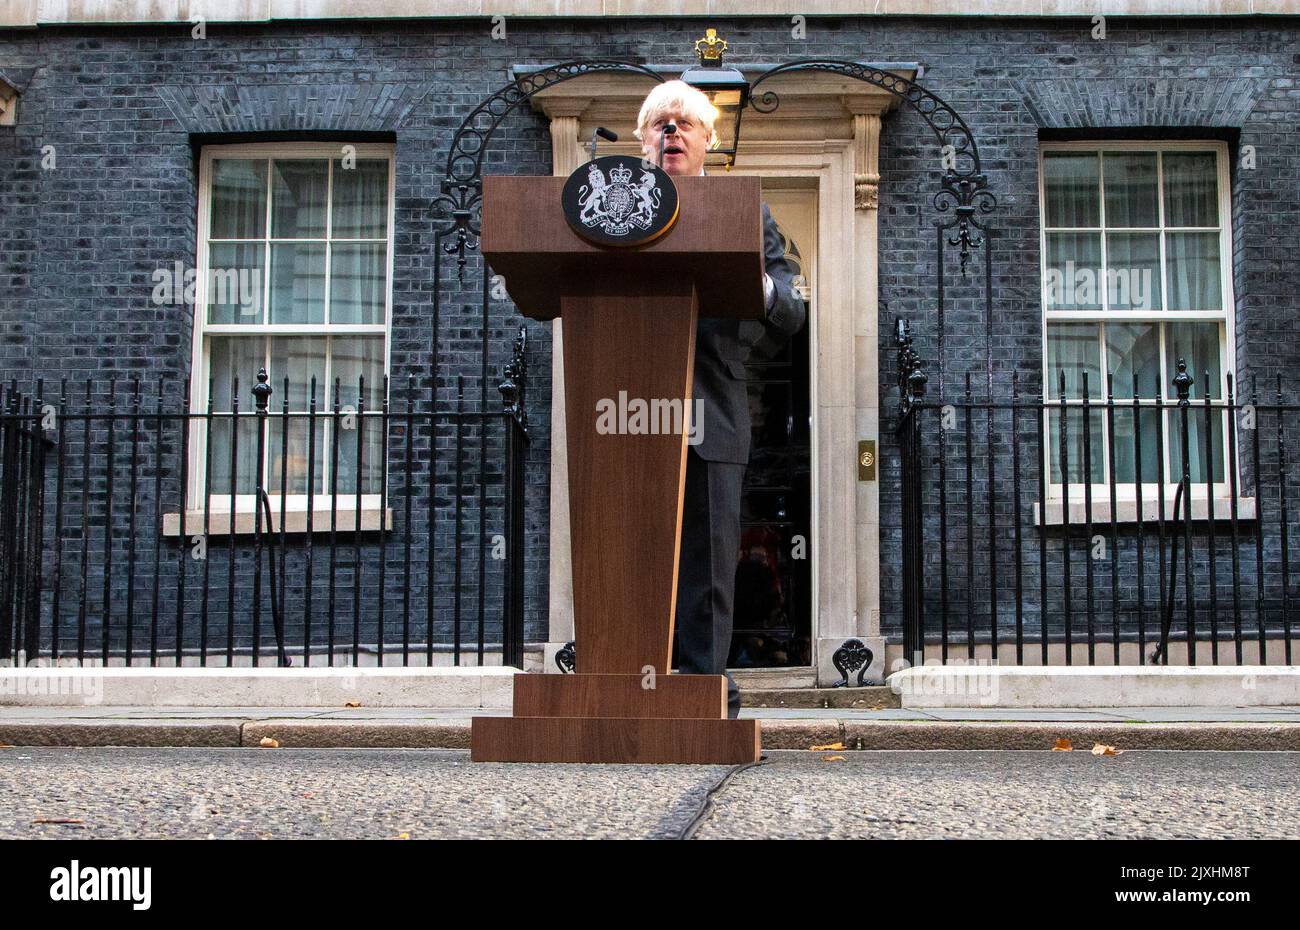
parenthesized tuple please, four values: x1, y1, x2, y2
(871, 708, 1131, 722)
(737, 707, 937, 720)
(838, 720, 1300, 751)
(243, 718, 475, 749)
(308, 707, 511, 720)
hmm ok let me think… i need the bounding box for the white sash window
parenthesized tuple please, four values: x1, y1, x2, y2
(189, 143, 394, 514)
(1040, 141, 1236, 497)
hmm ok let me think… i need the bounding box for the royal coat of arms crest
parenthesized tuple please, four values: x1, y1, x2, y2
(561, 155, 679, 247)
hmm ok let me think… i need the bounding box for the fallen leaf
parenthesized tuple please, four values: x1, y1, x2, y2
(1052, 738, 1073, 751)
(259, 737, 280, 748)
(810, 742, 846, 752)
(344, 701, 361, 708)
(822, 754, 846, 762)
(397, 832, 410, 840)
(301, 792, 314, 799)
(1091, 743, 1123, 756)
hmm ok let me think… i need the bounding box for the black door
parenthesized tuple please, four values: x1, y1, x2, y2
(729, 222, 812, 669)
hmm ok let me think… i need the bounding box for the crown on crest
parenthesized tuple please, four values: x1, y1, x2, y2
(609, 162, 633, 183)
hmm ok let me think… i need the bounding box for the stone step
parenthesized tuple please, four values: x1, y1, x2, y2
(742, 686, 900, 710)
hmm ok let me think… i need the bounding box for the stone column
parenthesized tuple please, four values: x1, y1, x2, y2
(542, 106, 586, 672)
(816, 105, 886, 685)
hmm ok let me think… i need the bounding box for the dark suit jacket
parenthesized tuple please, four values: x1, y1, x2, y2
(692, 200, 807, 464)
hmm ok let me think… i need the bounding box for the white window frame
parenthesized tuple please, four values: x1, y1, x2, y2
(187, 141, 396, 518)
(1038, 140, 1241, 519)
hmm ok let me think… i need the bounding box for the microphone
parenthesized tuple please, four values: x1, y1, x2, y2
(588, 126, 618, 161)
(657, 122, 678, 170)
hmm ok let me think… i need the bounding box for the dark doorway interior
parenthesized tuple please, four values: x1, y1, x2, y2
(729, 223, 812, 669)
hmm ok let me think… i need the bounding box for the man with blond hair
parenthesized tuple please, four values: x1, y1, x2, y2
(633, 79, 806, 718)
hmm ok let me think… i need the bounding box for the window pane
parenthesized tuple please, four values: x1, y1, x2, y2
(210, 159, 266, 240)
(271, 160, 328, 239)
(332, 336, 385, 411)
(332, 418, 383, 496)
(269, 243, 326, 324)
(1169, 408, 1226, 484)
(1165, 232, 1221, 311)
(1102, 152, 1158, 228)
(1111, 405, 1162, 484)
(329, 243, 386, 325)
(1106, 322, 1162, 484)
(269, 336, 327, 411)
(207, 243, 265, 324)
(1105, 322, 1161, 399)
(1044, 153, 1100, 227)
(1166, 320, 1227, 484)
(332, 159, 388, 239)
(1045, 233, 1103, 310)
(269, 420, 324, 496)
(208, 417, 259, 496)
(330, 424, 379, 494)
(1165, 322, 1222, 400)
(1163, 152, 1218, 227)
(1048, 408, 1104, 484)
(331, 336, 384, 495)
(209, 336, 265, 411)
(1047, 323, 1102, 398)
(207, 336, 263, 494)
(1104, 233, 1161, 311)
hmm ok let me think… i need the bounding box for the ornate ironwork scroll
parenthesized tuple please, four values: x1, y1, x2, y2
(748, 59, 997, 274)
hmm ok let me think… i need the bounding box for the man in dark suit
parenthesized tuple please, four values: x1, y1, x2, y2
(635, 81, 808, 718)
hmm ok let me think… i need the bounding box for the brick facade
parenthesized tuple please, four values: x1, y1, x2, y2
(1, 16, 1297, 656)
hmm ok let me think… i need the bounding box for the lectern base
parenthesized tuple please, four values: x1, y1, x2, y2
(470, 716, 760, 764)
(471, 672, 761, 764)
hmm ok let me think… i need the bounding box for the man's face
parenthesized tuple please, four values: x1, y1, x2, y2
(640, 108, 709, 177)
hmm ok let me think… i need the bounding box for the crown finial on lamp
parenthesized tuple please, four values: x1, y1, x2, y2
(694, 27, 728, 64)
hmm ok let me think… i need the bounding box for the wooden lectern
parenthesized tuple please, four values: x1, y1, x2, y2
(471, 172, 766, 764)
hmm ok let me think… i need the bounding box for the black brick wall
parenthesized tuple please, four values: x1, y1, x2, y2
(1, 15, 1297, 657)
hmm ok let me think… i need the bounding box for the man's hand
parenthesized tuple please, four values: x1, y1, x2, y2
(762, 272, 775, 312)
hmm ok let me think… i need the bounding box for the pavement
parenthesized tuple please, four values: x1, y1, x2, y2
(1, 746, 1296, 839)
(3, 705, 1300, 750)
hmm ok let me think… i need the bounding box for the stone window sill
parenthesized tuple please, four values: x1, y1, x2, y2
(162, 507, 393, 537)
(1034, 495, 1256, 527)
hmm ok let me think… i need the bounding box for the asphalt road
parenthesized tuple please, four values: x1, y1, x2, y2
(1, 747, 1296, 840)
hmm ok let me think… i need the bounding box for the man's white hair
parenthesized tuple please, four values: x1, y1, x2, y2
(633, 79, 720, 150)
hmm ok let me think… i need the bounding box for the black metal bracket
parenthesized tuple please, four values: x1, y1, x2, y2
(497, 325, 529, 435)
(895, 318, 929, 418)
(831, 638, 875, 687)
(556, 640, 575, 673)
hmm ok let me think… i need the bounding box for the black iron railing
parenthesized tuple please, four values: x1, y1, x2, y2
(0, 396, 52, 663)
(895, 320, 1299, 667)
(0, 337, 530, 668)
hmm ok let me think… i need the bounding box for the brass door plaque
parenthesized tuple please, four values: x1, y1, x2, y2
(858, 439, 876, 481)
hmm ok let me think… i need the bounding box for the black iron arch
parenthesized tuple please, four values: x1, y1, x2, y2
(749, 59, 997, 273)
(430, 57, 998, 279)
(431, 60, 666, 277)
